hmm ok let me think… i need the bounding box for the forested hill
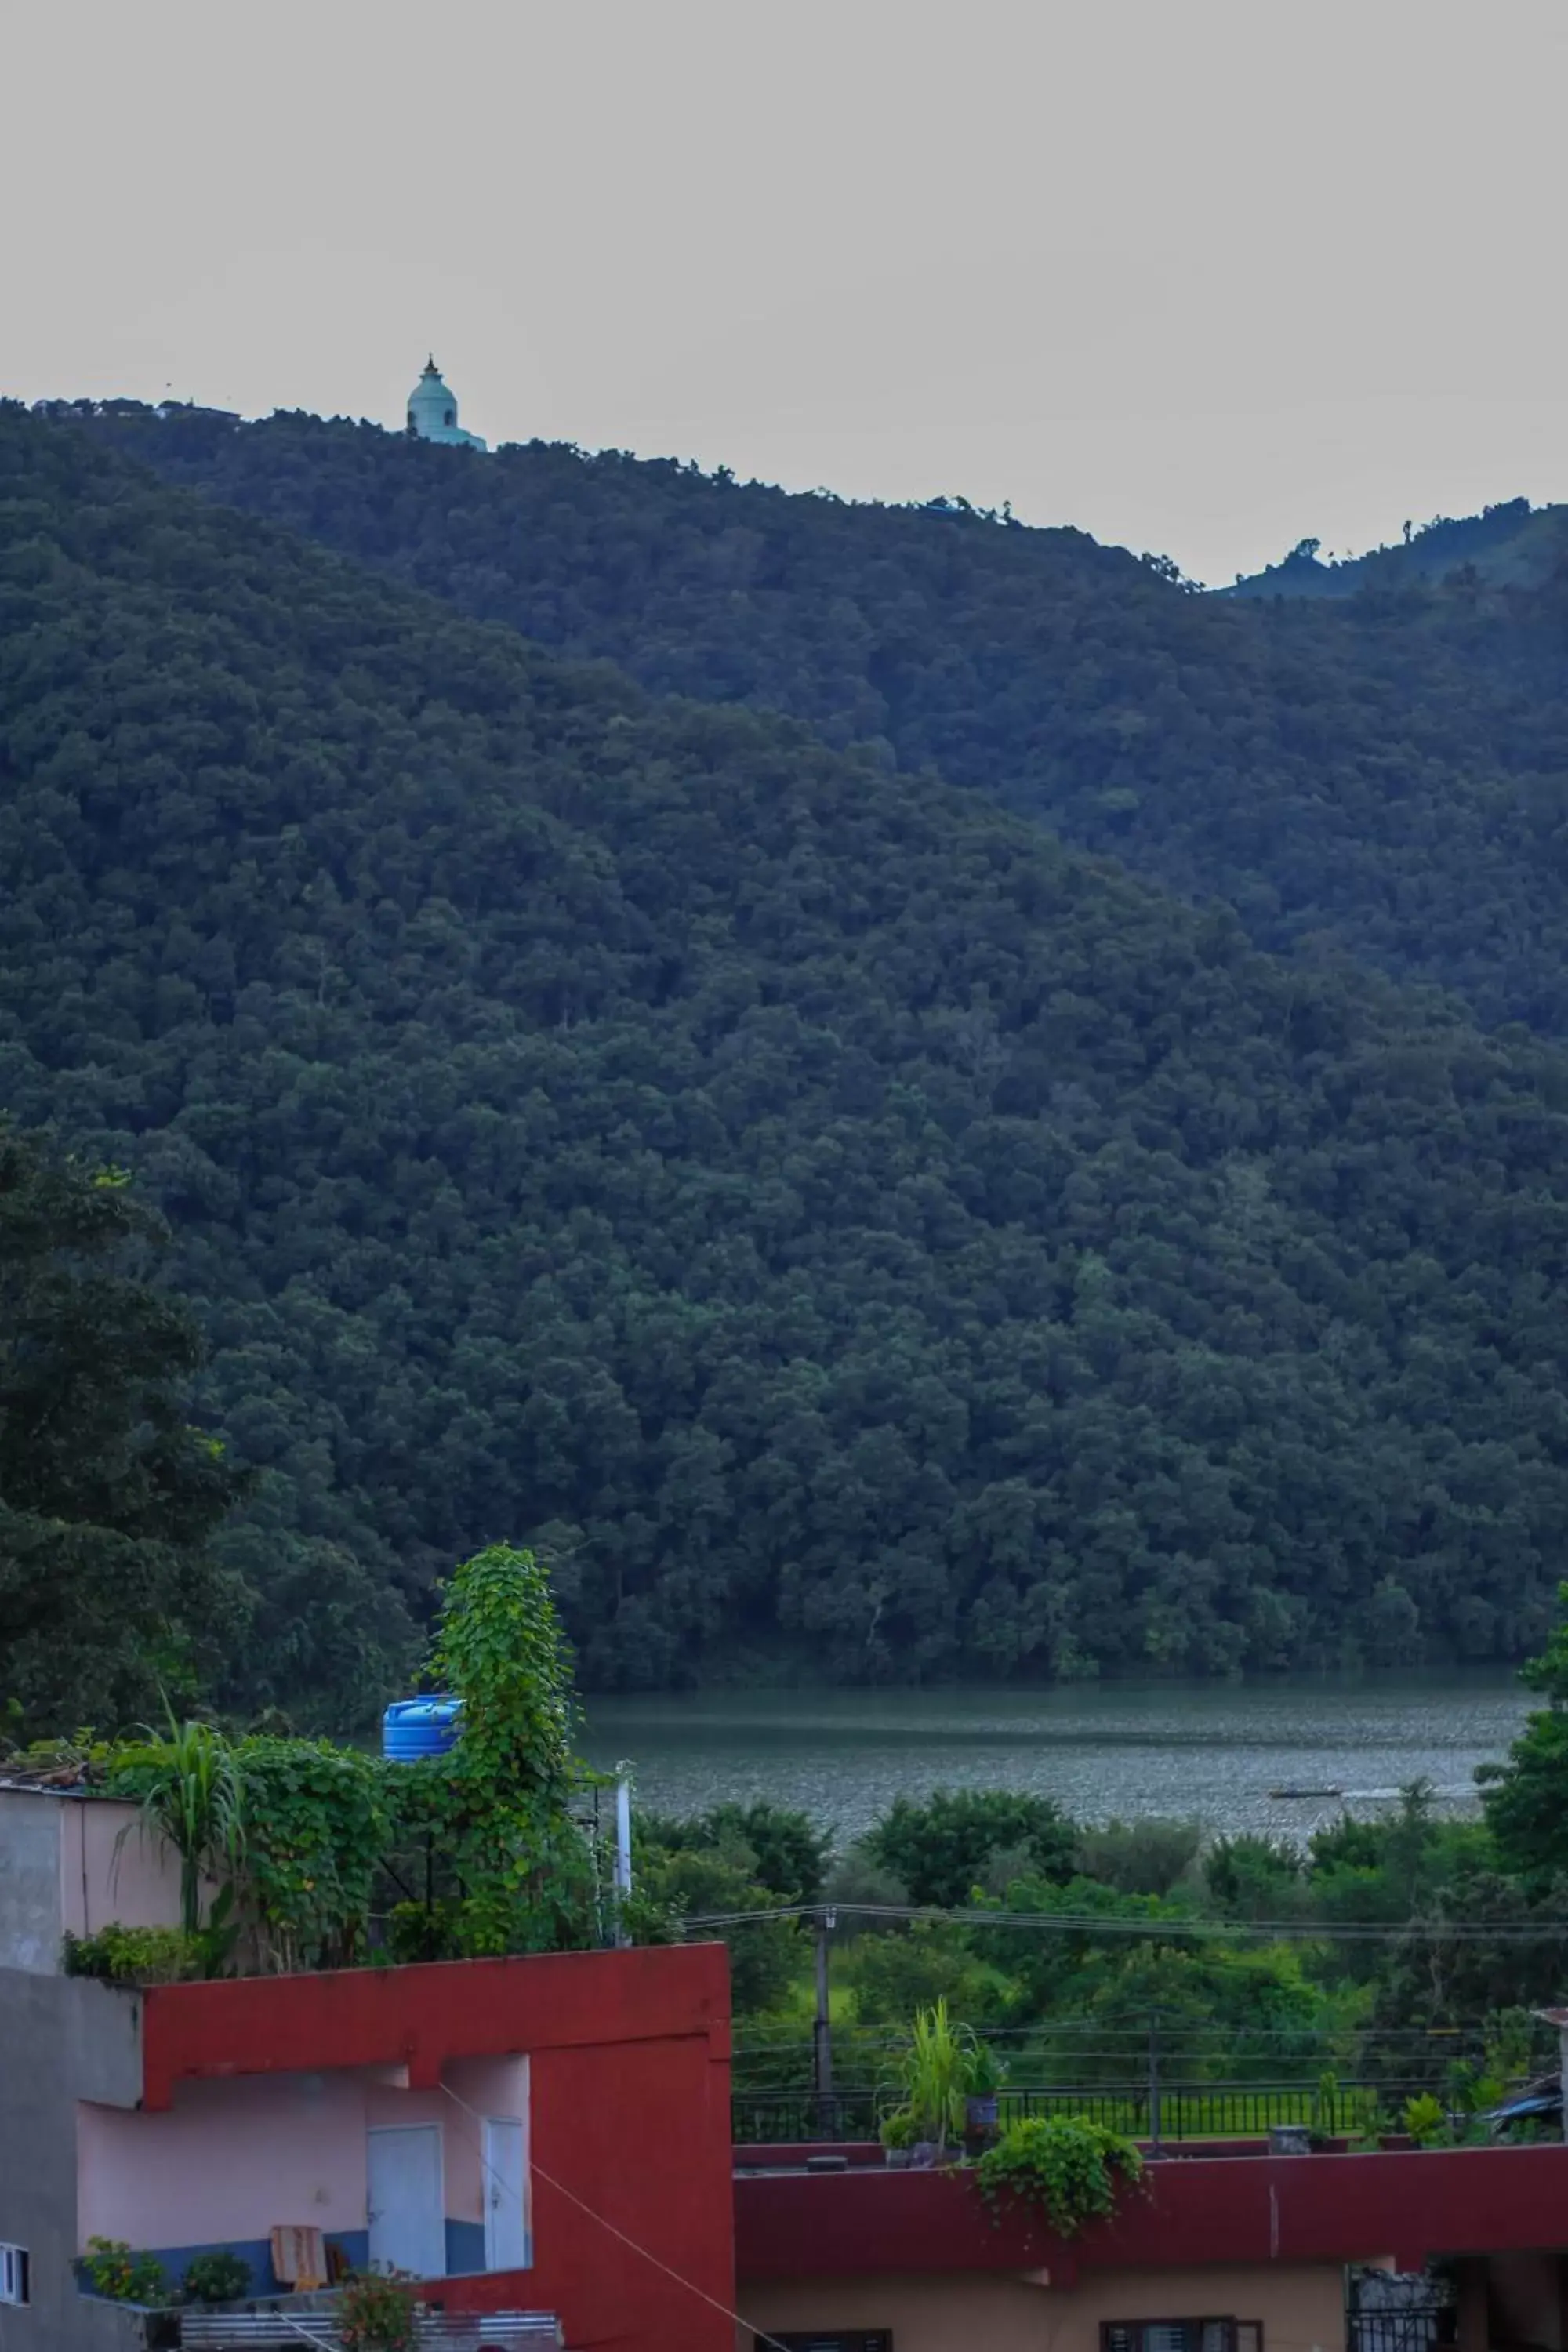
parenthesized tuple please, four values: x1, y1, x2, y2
(1229, 501, 1568, 601)
(74, 402, 1568, 1036)
(9, 407, 1568, 1717)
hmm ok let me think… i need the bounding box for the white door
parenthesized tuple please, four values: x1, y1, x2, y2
(368, 2124, 445, 2279)
(482, 2116, 529, 2272)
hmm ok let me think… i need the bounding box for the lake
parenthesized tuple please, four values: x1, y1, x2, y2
(581, 1671, 1532, 1847)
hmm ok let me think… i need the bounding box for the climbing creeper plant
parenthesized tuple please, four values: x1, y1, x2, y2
(402, 1544, 599, 1957)
(975, 2116, 1143, 2236)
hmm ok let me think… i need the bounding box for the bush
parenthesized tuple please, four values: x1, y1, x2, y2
(864, 1791, 1076, 1908)
(1076, 1817, 1202, 1897)
(339, 2268, 419, 2352)
(1402, 2092, 1447, 2147)
(83, 2239, 168, 2303)
(841, 1918, 1002, 2029)
(180, 2250, 252, 2306)
(1203, 1834, 1306, 1919)
(64, 1926, 203, 1984)
(976, 2116, 1143, 2235)
(822, 1840, 909, 1931)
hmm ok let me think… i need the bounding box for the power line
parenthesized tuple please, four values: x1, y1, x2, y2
(682, 1899, 1568, 1943)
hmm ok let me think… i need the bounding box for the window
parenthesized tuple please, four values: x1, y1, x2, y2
(0, 2244, 30, 2306)
(445, 409, 455, 426)
(1104, 2323, 1261, 2352)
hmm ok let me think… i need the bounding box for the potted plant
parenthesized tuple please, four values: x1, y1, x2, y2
(964, 2037, 1007, 2152)
(976, 2114, 1143, 2235)
(880, 1998, 976, 2165)
(180, 2250, 252, 2307)
(1402, 2092, 1449, 2150)
(879, 2106, 919, 2168)
(339, 2269, 419, 2352)
(82, 2239, 169, 2305)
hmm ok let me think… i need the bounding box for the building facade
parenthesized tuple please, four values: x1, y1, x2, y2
(734, 2139, 1568, 2352)
(0, 1785, 735, 2351)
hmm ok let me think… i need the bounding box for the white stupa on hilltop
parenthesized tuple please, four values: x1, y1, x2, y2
(406, 356, 487, 451)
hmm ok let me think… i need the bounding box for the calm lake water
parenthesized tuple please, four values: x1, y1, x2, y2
(581, 1673, 1532, 1847)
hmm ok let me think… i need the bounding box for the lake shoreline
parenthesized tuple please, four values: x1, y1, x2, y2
(583, 1669, 1531, 1845)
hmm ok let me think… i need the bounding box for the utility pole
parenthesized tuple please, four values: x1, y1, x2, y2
(814, 1907, 837, 2137)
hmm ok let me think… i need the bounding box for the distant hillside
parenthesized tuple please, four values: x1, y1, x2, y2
(8, 406, 1568, 1712)
(75, 402, 1568, 1037)
(1229, 499, 1568, 601)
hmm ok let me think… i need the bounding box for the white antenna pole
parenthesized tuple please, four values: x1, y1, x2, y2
(613, 1771, 633, 1948)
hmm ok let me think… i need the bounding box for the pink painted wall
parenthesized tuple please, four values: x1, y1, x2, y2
(79, 2072, 369, 2252)
(59, 1798, 198, 1941)
(77, 2058, 529, 2249)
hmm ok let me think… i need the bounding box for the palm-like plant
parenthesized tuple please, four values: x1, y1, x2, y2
(883, 1998, 980, 2156)
(118, 1708, 245, 1936)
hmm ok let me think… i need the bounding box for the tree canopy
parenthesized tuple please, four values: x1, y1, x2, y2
(9, 406, 1568, 1710)
(82, 400, 1568, 1035)
(0, 1127, 246, 1731)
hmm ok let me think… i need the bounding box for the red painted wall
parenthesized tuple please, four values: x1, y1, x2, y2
(143, 1945, 736, 2352)
(736, 2143, 1568, 2287)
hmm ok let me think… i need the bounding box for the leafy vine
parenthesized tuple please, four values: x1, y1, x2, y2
(975, 2115, 1143, 2236)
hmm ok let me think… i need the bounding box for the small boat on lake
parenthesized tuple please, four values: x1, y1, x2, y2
(1268, 1784, 1344, 1800)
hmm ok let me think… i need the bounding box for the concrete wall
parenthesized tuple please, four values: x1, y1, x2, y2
(59, 1795, 190, 1943)
(0, 1791, 66, 1971)
(76, 2054, 532, 2295)
(739, 2259, 1349, 2352)
(0, 1788, 189, 1977)
(0, 1969, 143, 2352)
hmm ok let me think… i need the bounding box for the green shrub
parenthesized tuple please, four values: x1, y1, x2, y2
(976, 2116, 1143, 2236)
(1402, 2092, 1448, 2147)
(180, 2250, 252, 2306)
(1076, 1817, 1203, 1898)
(83, 2239, 168, 2303)
(339, 2268, 419, 2352)
(64, 1926, 203, 1985)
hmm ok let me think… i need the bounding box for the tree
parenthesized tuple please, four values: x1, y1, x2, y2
(865, 1789, 1076, 1907)
(1479, 1581, 1568, 1885)
(0, 1131, 248, 1734)
(639, 1802, 830, 1908)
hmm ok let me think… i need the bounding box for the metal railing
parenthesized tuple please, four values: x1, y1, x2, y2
(172, 2313, 560, 2349)
(732, 2078, 1441, 2147)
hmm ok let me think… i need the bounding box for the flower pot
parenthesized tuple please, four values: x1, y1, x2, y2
(884, 2146, 913, 2169)
(964, 2093, 1001, 2154)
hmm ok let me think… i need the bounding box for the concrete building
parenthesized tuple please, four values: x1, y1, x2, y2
(734, 2137, 1568, 2352)
(406, 356, 488, 449)
(0, 1784, 734, 2350)
(9, 1781, 1568, 2351)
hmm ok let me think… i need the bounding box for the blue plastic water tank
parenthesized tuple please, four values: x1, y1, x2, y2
(382, 1697, 463, 1762)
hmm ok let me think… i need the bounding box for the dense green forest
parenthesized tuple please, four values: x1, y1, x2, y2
(74, 401, 1568, 1034)
(1229, 500, 1568, 601)
(8, 404, 1568, 1719)
(0, 1130, 249, 1730)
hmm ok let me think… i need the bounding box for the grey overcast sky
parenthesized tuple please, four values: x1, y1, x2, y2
(6, 0, 1566, 584)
